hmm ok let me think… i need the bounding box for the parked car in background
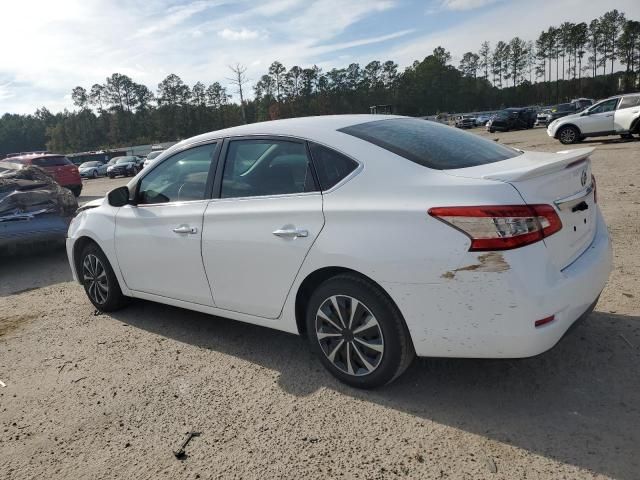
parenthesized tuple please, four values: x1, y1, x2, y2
(3, 154, 82, 196)
(79, 161, 108, 179)
(548, 93, 640, 144)
(536, 108, 553, 126)
(474, 114, 491, 126)
(487, 108, 535, 132)
(455, 115, 475, 129)
(67, 115, 611, 388)
(107, 156, 141, 178)
(143, 150, 164, 168)
(0, 161, 78, 249)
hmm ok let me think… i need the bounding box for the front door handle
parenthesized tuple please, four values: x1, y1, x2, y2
(173, 225, 197, 234)
(272, 228, 308, 238)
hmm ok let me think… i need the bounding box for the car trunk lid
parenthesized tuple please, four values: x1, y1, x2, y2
(444, 147, 597, 269)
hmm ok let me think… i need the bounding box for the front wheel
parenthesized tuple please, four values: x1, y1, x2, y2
(306, 274, 415, 389)
(558, 125, 580, 144)
(80, 243, 129, 312)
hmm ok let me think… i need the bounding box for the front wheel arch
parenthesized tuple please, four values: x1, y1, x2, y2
(557, 124, 581, 144)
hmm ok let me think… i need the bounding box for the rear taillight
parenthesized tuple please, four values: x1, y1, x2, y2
(591, 174, 597, 203)
(428, 205, 562, 251)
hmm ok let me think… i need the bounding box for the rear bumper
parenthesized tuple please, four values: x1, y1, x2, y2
(382, 209, 613, 358)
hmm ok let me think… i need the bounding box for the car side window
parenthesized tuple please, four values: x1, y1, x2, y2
(589, 99, 618, 114)
(619, 96, 640, 109)
(137, 143, 217, 205)
(308, 143, 359, 190)
(221, 139, 317, 198)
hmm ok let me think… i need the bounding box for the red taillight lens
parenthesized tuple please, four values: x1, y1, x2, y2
(591, 174, 597, 203)
(428, 204, 562, 251)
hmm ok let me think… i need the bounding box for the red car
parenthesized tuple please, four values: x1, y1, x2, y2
(5, 154, 82, 196)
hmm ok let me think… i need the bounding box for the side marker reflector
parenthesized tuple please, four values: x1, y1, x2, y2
(535, 315, 555, 328)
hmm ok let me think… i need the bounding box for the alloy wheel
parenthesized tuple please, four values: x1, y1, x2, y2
(560, 128, 576, 143)
(315, 295, 384, 376)
(82, 254, 109, 304)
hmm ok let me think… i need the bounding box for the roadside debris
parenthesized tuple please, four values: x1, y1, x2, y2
(0, 379, 6, 387)
(173, 431, 201, 459)
(484, 456, 498, 474)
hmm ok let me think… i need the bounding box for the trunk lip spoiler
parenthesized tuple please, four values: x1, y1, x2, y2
(443, 147, 596, 183)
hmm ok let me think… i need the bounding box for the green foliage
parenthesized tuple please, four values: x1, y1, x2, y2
(1, 10, 638, 157)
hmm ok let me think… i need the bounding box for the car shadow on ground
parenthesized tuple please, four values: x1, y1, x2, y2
(0, 245, 72, 296)
(112, 301, 640, 479)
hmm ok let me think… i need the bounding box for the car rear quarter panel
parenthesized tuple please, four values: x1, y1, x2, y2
(282, 142, 533, 346)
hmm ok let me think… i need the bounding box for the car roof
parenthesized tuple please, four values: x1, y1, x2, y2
(172, 114, 401, 149)
(7, 153, 65, 161)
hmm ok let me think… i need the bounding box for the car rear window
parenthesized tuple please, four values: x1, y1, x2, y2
(338, 118, 522, 170)
(32, 156, 71, 167)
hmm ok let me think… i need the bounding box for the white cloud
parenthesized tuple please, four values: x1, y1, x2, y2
(218, 28, 261, 41)
(440, 0, 501, 11)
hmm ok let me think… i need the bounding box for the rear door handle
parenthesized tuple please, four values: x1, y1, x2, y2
(173, 225, 197, 234)
(272, 228, 308, 238)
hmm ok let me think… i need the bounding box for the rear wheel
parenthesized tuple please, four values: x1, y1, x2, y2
(558, 125, 580, 144)
(92, 169, 98, 178)
(620, 133, 634, 140)
(80, 243, 129, 312)
(306, 274, 414, 389)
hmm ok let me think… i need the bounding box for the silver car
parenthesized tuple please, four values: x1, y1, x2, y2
(78, 161, 108, 178)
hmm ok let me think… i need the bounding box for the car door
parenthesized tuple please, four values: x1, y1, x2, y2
(115, 142, 220, 306)
(614, 96, 640, 133)
(202, 137, 324, 319)
(579, 98, 619, 134)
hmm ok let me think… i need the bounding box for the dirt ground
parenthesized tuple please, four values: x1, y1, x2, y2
(1, 128, 639, 480)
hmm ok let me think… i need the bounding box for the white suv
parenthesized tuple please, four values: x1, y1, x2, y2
(548, 93, 640, 144)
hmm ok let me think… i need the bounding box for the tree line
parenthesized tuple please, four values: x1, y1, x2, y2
(0, 9, 638, 157)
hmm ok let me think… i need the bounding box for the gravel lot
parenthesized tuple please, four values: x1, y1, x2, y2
(1, 129, 639, 479)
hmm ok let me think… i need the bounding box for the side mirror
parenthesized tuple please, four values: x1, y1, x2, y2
(107, 186, 130, 207)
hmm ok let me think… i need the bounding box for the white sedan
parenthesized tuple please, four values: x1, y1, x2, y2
(66, 115, 612, 388)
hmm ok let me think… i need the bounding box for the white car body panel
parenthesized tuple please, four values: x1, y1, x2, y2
(202, 193, 324, 318)
(67, 115, 613, 360)
(115, 201, 214, 306)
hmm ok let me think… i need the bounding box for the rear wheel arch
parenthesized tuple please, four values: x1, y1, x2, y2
(630, 117, 640, 134)
(294, 267, 409, 338)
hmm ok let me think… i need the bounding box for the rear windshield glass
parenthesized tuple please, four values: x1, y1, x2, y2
(338, 118, 522, 170)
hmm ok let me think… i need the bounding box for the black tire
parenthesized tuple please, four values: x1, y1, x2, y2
(558, 125, 580, 144)
(620, 133, 634, 140)
(488, 128, 495, 133)
(306, 274, 415, 389)
(92, 169, 98, 178)
(108, 174, 115, 179)
(79, 243, 129, 312)
(68, 186, 82, 197)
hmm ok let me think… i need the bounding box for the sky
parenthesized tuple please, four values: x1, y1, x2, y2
(1, 0, 639, 115)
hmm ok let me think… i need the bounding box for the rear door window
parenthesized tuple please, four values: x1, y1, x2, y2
(221, 139, 317, 198)
(32, 156, 70, 167)
(338, 118, 522, 170)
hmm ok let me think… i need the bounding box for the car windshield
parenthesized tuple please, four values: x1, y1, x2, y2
(116, 157, 133, 164)
(338, 118, 522, 170)
(80, 161, 100, 168)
